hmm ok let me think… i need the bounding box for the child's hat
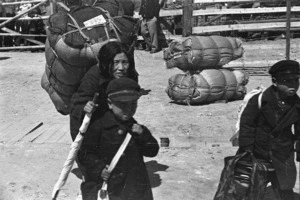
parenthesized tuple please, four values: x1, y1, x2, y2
(269, 60, 300, 78)
(106, 77, 141, 101)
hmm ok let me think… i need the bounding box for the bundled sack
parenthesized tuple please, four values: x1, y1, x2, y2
(42, 6, 139, 114)
(42, 38, 98, 115)
(46, 6, 139, 67)
(213, 151, 268, 200)
(41, 71, 70, 115)
(44, 38, 92, 95)
(163, 35, 244, 72)
(166, 69, 248, 105)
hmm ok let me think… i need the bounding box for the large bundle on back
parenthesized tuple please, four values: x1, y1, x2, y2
(41, 5, 139, 115)
(163, 35, 244, 72)
(166, 69, 249, 105)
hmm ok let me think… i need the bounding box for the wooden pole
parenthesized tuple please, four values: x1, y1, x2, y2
(0, 0, 48, 29)
(0, 16, 49, 21)
(182, 0, 193, 37)
(1, 27, 45, 45)
(286, 0, 291, 60)
(3, 0, 44, 6)
(0, 45, 45, 51)
(0, 33, 47, 37)
(50, 0, 57, 15)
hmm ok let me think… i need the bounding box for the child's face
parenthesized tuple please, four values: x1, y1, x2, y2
(108, 99, 138, 122)
(276, 77, 300, 97)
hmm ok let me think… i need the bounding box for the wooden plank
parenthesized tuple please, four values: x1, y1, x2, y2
(194, 0, 285, 3)
(3, 0, 44, 6)
(192, 21, 300, 33)
(32, 124, 63, 143)
(0, 45, 45, 51)
(193, 6, 300, 16)
(160, 9, 183, 17)
(0, 119, 42, 143)
(57, 130, 72, 144)
(0, 16, 49, 21)
(44, 123, 69, 143)
(52, 124, 70, 143)
(0, 33, 46, 37)
(0, 123, 13, 134)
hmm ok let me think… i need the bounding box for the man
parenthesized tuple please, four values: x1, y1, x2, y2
(139, 0, 164, 54)
(238, 60, 300, 199)
(119, 0, 141, 17)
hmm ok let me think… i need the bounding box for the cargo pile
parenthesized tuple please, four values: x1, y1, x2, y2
(164, 35, 249, 105)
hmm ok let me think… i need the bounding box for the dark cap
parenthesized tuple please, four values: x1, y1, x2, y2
(269, 60, 300, 78)
(106, 77, 141, 101)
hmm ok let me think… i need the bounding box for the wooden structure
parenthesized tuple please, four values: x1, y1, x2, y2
(158, 0, 300, 36)
(0, 0, 299, 51)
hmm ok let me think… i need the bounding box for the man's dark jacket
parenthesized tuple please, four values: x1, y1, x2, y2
(139, 0, 160, 19)
(78, 111, 159, 200)
(239, 86, 300, 190)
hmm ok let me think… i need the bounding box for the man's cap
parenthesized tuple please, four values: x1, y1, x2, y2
(269, 60, 300, 79)
(106, 77, 141, 101)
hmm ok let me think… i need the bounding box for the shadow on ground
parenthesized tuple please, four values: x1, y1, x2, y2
(0, 57, 10, 61)
(146, 160, 169, 188)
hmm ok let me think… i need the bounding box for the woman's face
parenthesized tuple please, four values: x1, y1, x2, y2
(111, 52, 130, 79)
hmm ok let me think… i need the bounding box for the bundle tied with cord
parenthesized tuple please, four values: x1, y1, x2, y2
(41, 4, 140, 115)
(163, 35, 244, 72)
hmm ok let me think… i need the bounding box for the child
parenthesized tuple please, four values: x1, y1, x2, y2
(238, 60, 300, 200)
(78, 77, 159, 200)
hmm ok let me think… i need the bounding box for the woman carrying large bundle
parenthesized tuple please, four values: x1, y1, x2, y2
(69, 41, 139, 141)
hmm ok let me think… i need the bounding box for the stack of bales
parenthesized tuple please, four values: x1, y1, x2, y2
(164, 35, 249, 105)
(41, 5, 139, 115)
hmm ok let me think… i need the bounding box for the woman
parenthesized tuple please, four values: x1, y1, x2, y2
(69, 41, 139, 141)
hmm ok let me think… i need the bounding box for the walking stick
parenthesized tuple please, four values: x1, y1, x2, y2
(51, 93, 99, 200)
(98, 133, 132, 200)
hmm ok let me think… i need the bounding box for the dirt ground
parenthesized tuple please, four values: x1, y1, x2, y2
(0, 38, 300, 200)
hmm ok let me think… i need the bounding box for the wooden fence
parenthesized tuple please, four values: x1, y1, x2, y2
(0, 0, 299, 51)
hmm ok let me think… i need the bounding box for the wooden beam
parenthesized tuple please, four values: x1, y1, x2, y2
(194, 0, 286, 3)
(192, 21, 300, 33)
(0, 33, 47, 37)
(2, 0, 44, 6)
(193, 6, 300, 16)
(0, 0, 48, 29)
(0, 16, 49, 21)
(236, 18, 300, 24)
(160, 9, 183, 17)
(1, 27, 45, 45)
(0, 45, 45, 51)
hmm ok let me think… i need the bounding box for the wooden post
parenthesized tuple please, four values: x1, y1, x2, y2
(50, 0, 58, 15)
(286, 0, 291, 60)
(182, 0, 193, 37)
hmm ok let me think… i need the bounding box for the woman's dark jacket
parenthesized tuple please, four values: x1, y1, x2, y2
(78, 111, 159, 200)
(239, 86, 300, 189)
(69, 65, 138, 141)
